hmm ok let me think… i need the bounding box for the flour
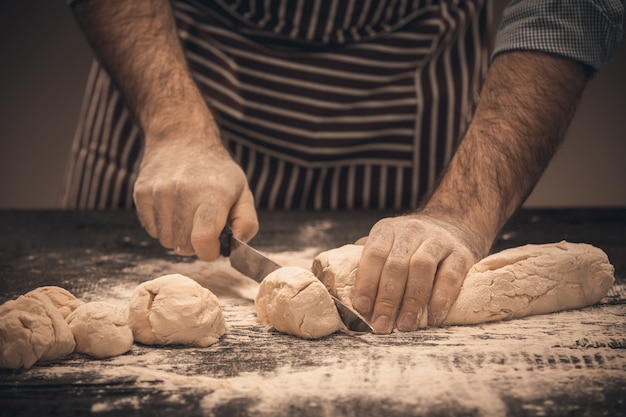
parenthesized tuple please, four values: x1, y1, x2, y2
(12, 247, 625, 416)
(28, 304, 626, 417)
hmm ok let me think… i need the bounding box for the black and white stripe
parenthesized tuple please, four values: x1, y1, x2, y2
(61, 0, 491, 210)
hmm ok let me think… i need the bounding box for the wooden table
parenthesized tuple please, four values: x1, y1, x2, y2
(0, 209, 625, 417)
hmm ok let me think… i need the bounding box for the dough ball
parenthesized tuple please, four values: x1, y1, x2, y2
(0, 295, 75, 369)
(66, 301, 133, 358)
(444, 241, 615, 325)
(127, 274, 226, 347)
(255, 266, 344, 339)
(312, 244, 362, 306)
(25, 286, 83, 318)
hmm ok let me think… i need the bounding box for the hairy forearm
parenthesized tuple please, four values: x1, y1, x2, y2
(421, 51, 589, 253)
(72, 0, 214, 139)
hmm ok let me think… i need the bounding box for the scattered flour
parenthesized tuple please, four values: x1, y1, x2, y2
(10, 248, 624, 416)
(27, 299, 626, 417)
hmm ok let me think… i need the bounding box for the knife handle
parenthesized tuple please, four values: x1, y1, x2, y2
(219, 226, 233, 257)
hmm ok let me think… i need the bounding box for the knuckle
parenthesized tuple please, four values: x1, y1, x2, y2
(383, 259, 408, 277)
(409, 255, 437, 275)
(404, 284, 431, 305)
(374, 297, 400, 314)
(149, 180, 175, 198)
(364, 245, 390, 263)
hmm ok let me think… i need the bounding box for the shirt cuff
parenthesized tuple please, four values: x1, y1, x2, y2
(492, 0, 625, 72)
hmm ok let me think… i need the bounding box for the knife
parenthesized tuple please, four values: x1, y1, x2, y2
(219, 226, 373, 333)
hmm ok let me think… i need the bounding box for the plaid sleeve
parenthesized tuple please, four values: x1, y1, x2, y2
(493, 0, 625, 72)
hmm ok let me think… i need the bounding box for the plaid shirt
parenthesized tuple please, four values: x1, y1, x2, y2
(494, 0, 625, 72)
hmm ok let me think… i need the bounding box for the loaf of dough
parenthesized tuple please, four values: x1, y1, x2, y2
(67, 301, 134, 358)
(313, 241, 615, 328)
(444, 241, 615, 324)
(0, 294, 76, 369)
(255, 266, 344, 339)
(126, 274, 226, 347)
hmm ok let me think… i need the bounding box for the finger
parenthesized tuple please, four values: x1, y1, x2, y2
(368, 237, 416, 334)
(190, 203, 226, 261)
(354, 236, 368, 245)
(228, 187, 259, 243)
(170, 188, 196, 256)
(133, 182, 158, 238)
(395, 242, 445, 331)
(152, 183, 176, 250)
(351, 221, 394, 319)
(427, 252, 470, 327)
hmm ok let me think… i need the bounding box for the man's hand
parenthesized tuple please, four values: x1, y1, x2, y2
(352, 51, 589, 334)
(133, 124, 258, 261)
(352, 214, 486, 334)
(72, 0, 260, 257)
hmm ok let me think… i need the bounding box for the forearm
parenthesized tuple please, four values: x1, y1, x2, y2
(421, 51, 589, 253)
(72, 0, 215, 140)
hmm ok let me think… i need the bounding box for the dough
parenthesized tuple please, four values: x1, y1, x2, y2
(255, 266, 344, 339)
(0, 294, 76, 369)
(312, 241, 615, 328)
(26, 286, 84, 318)
(66, 301, 134, 358)
(126, 274, 226, 347)
(312, 244, 362, 304)
(444, 241, 615, 324)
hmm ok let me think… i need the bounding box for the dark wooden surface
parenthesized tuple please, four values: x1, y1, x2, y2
(0, 209, 625, 417)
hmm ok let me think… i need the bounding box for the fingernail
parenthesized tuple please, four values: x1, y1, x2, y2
(397, 312, 417, 331)
(354, 296, 371, 314)
(372, 315, 393, 334)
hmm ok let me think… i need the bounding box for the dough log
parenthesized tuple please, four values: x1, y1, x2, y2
(444, 241, 615, 325)
(313, 241, 615, 328)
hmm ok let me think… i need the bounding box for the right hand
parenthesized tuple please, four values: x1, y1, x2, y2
(352, 213, 487, 333)
(132, 123, 259, 261)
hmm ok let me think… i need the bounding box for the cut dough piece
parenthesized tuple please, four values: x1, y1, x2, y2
(0, 294, 76, 369)
(66, 301, 133, 358)
(25, 286, 83, 319)
(444, 241, 615, 325)
(312, 244, 361, 304)
(127, 274, 226, 347)
(255, 266, 344, 339)
(312, 241, 615, 328)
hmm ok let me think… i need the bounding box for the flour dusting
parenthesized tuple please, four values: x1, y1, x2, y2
(11, 248, 625, 417)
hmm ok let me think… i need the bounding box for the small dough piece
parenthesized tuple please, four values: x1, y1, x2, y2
(127, 274, 226, 347)
(66, 301, 134, 358)
(444, 241, 615, 325)
(26, 286, 84, 318)
(255, 266, 344, 339)
(312, 244, 362, 305)
(0, 294, 75, 369)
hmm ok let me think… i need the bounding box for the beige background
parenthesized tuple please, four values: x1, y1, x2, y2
(0, 0, 624, 209)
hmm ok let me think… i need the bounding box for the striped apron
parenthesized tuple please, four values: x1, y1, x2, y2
(61, 0, 492, 210)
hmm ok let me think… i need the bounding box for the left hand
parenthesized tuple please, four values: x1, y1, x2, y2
(351, 213, 487, 334)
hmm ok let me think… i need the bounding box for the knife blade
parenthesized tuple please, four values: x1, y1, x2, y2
(219, 226, 373, 333)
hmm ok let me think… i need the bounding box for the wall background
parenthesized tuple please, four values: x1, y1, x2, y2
(0, 0, 624, 209)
